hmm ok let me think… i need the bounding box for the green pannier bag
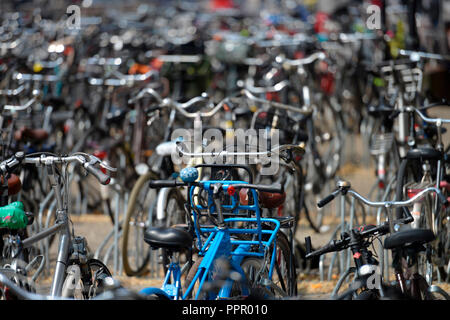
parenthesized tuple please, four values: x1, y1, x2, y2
(0, 201, 27, 229)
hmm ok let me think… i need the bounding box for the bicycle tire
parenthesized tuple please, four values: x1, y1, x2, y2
(395, 158, 440, 283)
(242, 232, 297, 298)
(270, 232, 297, 296)
(185, 255, 255, 300)
(121, 171, 158, 276)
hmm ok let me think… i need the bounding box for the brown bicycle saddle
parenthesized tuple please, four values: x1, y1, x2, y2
(14, 127, 49, 143)
(0, 174, 22, 195)
(239, 188, 286, 208)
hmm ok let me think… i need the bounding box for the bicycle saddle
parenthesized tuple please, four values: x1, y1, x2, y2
(1, 174, 22, 195)
(258, 191, 286, 209)
(405, 147, 442, 161)
(144, 226, 193, 251)
(384, 228, 435, 250)
(14, 127, 49, 143)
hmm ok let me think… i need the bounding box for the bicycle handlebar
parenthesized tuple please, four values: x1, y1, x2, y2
(275, 51, 326, 67)
(305, 215, 413, 259)
(318, 184, 448, 209)
(155, 55, 202, 64)
(0, 85, 26, 97)
(128, 86, 228, 118)
(4, 90, 42, 112)
(242, 79, 289, 94)
(316, 189, 341, 208)
(83, 162, 111, 185)
(14, 72, 61, 82)
(86, 57, 123, 66)
(88, 70, 157, 86)
(240, 89, 313, 115)
(0, 152, 115, 186)
(148, 179, 284, 194)
(148, 180, 187, 188)
(405, 106, 450, 124)
(175, 142, 305, 158)
(399, 49, 450, 62)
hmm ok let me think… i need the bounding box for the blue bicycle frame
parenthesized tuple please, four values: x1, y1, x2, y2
(140, 180, 281, 300)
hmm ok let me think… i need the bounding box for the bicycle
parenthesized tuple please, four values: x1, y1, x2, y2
(305, 180, 449, 300)
(139, 151, 298, 299)
(0, 150, 115, 299)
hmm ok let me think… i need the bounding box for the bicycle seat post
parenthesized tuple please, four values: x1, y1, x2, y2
(212, 183, 225, 229)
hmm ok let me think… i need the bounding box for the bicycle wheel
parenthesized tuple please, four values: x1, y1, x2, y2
(160, 187, 187, 274)
(0, 268, 36, 300)
(184, 256, 207, 300)
(269, 232, 297, 296)
(395, 159, 423, 219)
(163, 188, 186, 227)
(240, 257, 275, 299)
(184, 256, 251, 300)
(85, 258, 113, 298)
(242, 232, 297, 298)
(61, 259, 112, 299)
(395, 158, 439, 282)
(122, 171, 158, 276)
(300, 96, 346, 187)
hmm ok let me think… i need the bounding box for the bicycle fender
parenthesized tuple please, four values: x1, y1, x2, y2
(156, 187, 172, 221)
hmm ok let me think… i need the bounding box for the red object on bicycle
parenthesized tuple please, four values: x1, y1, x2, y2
(93, 150, 108, 160)
(93, 151, 108, 174)
(314, 12, 329, 34)
(320, 72, 335, 95)
(227, 185, 236, 196)
(239, 188, 249, 205)
(211, 0, 234, 10)
(266, 92, 280, 102)
(259, 191, 286, 209)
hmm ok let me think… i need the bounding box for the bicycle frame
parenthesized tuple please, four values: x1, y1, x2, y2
(140, 180, 282, 300)
(18, 162, 71, 297)
(6, 153, 111, 297)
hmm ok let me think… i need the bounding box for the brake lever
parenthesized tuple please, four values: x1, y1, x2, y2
(88, 155, 117, 172)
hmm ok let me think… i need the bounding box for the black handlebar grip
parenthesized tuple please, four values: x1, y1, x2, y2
(85, 164, 110, 185)
(254, 183, 284, 194)
(388, 110, 401, 120)
(305, 236, 312, 255)
(148, 180, 186, 188)
(305, 241, 336, 259)
(317, 193, 336, 208)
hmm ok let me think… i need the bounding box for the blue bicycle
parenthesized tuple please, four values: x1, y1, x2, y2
(139, 165, 297, 300)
